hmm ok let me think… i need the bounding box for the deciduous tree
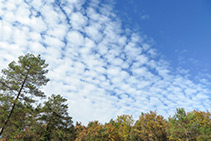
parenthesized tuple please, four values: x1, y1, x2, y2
(133, 111, 168, 141)
(116, 115, 134, 141)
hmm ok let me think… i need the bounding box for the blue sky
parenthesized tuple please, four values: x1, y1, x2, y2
(0, 0, 210, 125)
(115, 0, 211, 82)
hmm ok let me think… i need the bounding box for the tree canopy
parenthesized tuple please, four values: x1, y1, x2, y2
(0, 54, 210, 141)
(0, 53, 49, 136)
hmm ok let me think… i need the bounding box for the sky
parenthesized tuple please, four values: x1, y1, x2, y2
(0, 0, 210, 125)
(115, 0, 211, 82)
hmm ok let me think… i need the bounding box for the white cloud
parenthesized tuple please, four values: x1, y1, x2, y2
(70, 12, 87, 30)
(0, 0, 210, 125)
(67, 30, 84, 46)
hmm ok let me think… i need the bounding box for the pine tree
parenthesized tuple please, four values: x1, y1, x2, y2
(0, 53, 49, 136)
(38, 94, 75, 140)
(167, 108, 197, 141)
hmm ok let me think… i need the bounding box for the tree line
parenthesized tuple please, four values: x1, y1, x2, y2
(0, 54, 210, 141)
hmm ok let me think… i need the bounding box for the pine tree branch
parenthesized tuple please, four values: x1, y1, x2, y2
(0, 72, 29, 136)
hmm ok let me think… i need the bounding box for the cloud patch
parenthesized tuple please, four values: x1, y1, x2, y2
(0, 0, 210, 125)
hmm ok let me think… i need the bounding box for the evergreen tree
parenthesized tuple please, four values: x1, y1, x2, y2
(168, 109, 211, 141)
(0, 95, 33, 139)
(0, 53, 49, 136)
(167, 108, 198, 140)
(38, 94, 75, 140)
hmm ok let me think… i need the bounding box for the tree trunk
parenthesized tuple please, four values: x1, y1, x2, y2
(0, 74, 28, 136)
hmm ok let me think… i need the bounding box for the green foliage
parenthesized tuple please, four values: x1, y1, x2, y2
(103, 120, 121, 141)
(86, 121, 104, 140)
(0, 53, 49, 100)
(75, 122, 88, 141)
(0, 99, 27, 139)
(132, 111, 168, 141)
(74, 110, 210, 141)
(0, 53, 49, 137)
(37, 94, 75, 140)
(1, 54, 211, 141)
(116, 115, 134, 141)
(167, 108, 211, 141)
